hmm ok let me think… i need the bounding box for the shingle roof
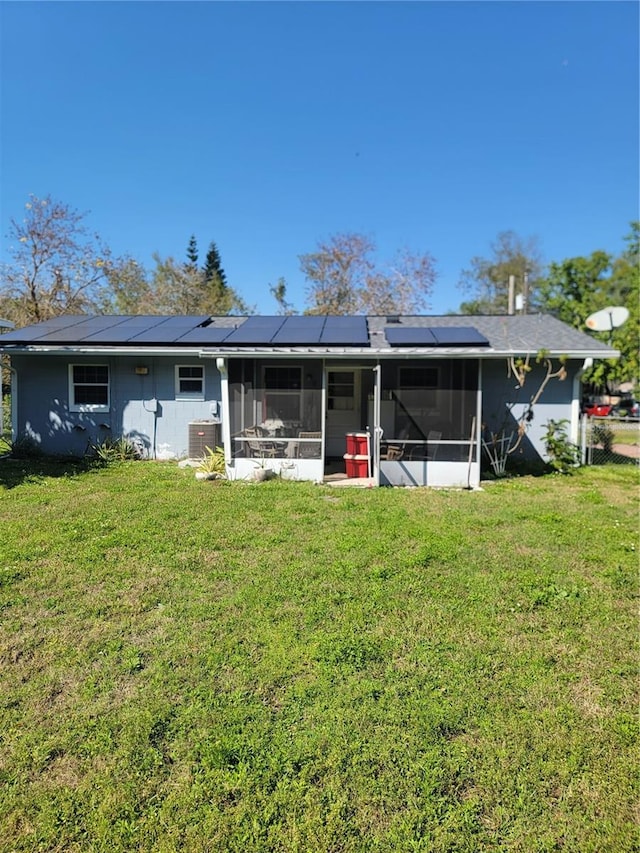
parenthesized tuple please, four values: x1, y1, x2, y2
(367, 314, 616, 355)
(0, 313, 618, 359)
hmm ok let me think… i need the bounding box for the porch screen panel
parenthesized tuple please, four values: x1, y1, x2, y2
(381, 359, 479, 462)
(231, 359, 322, 458)
(229, 359, 256, 458)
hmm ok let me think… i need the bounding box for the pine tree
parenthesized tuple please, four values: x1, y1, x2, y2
(186, 235, 199, 270)
(203, 242, 227, 289)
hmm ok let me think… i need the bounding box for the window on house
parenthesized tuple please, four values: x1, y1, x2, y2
(394, 365, 439, 438)
(399, 366, 438, 389)
(328, 371, 355, 411)
(262, 365, 302, 425)
(69, 364, 110, 412)
(176, 365, 205, 399)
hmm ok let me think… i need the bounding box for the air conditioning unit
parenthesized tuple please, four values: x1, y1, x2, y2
(188, 421, 219, 458)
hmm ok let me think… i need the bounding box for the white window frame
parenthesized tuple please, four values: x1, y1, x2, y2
(175, 364, 205, 400)
(262, 365, 303, 425)
(69, 364, 110, 413)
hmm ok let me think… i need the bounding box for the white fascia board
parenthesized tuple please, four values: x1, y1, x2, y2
(0, 344, 619, 361)
(199, 347, 620, 360)
(0, 345, 209, 357)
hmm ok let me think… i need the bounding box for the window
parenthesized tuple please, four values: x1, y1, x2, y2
(263, 365, 302, 425)
(328, 371, 355, 411)
(399, 366, 438, 389)
(264, 366, 301, 390)
(69, 364, 110, 412)
(176, 365, 205, 399)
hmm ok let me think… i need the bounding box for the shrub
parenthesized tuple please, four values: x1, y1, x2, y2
(196, 445, 226, 477)
(543, 419, 580, 474)
(90, 436, 145, 464)
(592, 421, 614, 453)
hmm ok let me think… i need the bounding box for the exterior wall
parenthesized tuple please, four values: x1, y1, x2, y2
(380, 459, 478, 488)
(481, 358, 582, 464)
(11, 354, 221, 459)
(229, 457, 324, 484)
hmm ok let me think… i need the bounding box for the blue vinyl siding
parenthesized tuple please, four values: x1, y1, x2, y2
(12, 355, 221, 458)
(481, 359, 578, 461)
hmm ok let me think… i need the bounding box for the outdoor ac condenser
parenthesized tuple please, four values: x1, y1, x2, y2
(188, 421, 219, 458)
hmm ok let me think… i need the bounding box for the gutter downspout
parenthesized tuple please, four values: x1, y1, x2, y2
(571, 358, 592, 446)
(216, 357, 233, 470)
(8, 366, 17, 445)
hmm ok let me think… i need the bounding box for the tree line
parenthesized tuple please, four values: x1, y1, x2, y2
(1, 195, 637, 389)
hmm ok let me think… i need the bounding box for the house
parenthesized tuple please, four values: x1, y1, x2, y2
(0, 313, 617, 487)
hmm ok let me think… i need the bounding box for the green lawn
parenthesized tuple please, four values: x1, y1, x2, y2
(0, 461, 638, 852)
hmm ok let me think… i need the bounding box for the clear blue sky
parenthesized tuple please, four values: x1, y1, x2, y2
(1, 1, 638, 315)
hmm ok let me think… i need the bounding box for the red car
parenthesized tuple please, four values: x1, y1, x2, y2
(583, 402, 613, 417)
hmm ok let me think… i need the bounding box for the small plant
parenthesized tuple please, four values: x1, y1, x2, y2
(10, 435, 44, 458)
(592, 421, 614, 454)
(91, 436, 145, 464)
(543, 418, 580, 474)
(196, 445, 226, 478)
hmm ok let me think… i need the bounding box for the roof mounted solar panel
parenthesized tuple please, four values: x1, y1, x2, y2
(176, 326, 236, 344)
(81, 316, 169, 343)
(0, 315, 93, 343)
(431, 327, 490, 347)
(321, 316, 369, 345)
(384, 327, 438, 346)
(385, 325, 490, 347)
(224, 316, 286, 344)
(37, 316, 130, 343)
(129, 316, 211, 343)
(271, 316, 325, 345)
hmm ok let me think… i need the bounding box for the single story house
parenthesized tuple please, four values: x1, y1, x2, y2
(0, 313, 617, 487)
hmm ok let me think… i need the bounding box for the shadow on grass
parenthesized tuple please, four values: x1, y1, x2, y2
(589, 449, 640, 467)
(0, 455, 98, 489)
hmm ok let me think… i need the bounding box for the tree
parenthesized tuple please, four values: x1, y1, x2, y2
(148, 249, 249, 316)
(0, 195, 118, 325)
(458, 231, 544, 315)
(186, 235, 199, 270)
(269, 277, 296, 315)
(300, 233, 437, 315)
(537, 223, 639, 390)
(203, 242, 227, 289)
(100, 258, 154, 314)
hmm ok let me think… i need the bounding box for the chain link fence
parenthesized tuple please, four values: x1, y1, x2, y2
(581, 416, 640, 466)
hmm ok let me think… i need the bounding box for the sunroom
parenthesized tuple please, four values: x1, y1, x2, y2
(218, 354, 481, 487)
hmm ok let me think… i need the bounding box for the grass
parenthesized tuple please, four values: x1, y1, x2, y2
(0, 460, 638, 852)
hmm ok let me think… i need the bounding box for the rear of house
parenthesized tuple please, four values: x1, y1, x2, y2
(0, 313, 617, 487)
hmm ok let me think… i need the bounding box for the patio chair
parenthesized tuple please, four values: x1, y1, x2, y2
(297, 430, 321, 459)
(409, 430, 441, 461)
(243, 426, 277, 459)
(381, 443, 404, 461)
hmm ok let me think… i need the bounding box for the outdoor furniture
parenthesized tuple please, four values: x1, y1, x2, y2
(408, 430, 442, 460)
(297, 430, 321, 459)
(243, 426, 278, 458)
(381, 443, 404, 461)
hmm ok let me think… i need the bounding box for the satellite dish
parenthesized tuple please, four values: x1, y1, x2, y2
(585, 306, 629, 332)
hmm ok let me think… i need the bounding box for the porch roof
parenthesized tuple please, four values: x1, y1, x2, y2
(0, 313, 619, 359)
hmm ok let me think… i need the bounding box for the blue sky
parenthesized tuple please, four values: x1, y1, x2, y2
(1, 1, 638, 315)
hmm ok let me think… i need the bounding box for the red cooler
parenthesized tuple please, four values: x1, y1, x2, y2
(345, 432, 369, 455)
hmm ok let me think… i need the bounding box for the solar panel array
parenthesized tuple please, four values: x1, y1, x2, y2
(1, 315, 490, 349)
(129, 317, 212, 344)
(384, 326, 490, 347)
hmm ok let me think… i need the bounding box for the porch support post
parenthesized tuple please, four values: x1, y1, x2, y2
(216, 357, 232, 466)
(372, 362, 381, 487)
(571, 358, 592, 445)
(321, 359, 326, 462)
(476, 359, 483, 485)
